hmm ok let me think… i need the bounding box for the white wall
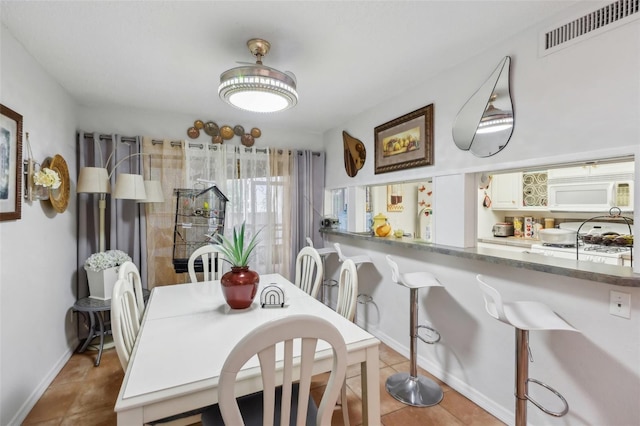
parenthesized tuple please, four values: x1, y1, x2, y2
(0, 25, 78, 425)
(322, 5, 640, 426)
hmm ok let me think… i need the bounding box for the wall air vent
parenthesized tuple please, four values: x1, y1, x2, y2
(540, 0, 639, 56)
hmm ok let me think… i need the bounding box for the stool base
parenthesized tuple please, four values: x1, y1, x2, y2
(385, 372, 443, 407)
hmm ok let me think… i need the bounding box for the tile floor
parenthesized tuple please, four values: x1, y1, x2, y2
(23, 343, 505, 426)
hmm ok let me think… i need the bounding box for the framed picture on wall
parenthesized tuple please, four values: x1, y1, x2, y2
(374, 104, 434, 174)
(386, 185, 404, 212)
(0, 104, 23, 221)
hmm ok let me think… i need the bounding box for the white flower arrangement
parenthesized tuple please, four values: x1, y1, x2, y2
(84, 250, 132, 272)
(33, 167, 61, 189)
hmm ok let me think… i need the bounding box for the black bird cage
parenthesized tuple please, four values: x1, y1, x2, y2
(172, 185, 228, 273)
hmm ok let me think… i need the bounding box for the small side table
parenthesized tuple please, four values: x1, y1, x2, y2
(73, 297, 111, 366)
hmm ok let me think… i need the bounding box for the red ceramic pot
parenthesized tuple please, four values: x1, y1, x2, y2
(220, 266, 259, 309)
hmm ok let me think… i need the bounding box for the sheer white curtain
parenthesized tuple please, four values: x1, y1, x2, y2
(184, 144, 292, 277)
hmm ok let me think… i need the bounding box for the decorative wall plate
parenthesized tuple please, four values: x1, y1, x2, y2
(204, 121, 220, 137)
(187, 127, 200, 139)
(220, 126, 234, 140)
(47, 154, 70, 213)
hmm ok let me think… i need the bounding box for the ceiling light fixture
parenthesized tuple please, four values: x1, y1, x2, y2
(218, 39, 298, 113)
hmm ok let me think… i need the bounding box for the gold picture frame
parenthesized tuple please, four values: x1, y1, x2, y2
(374, 104, 434, 174)
(0, 104, 23, 221)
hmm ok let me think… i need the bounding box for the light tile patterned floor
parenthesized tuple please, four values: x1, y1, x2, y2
(24, 343, 505, 426)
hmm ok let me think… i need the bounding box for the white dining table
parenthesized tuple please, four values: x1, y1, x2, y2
(114, 273, 381, 425)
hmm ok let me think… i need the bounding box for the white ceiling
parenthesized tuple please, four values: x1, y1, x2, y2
(1, 1, 580, 134)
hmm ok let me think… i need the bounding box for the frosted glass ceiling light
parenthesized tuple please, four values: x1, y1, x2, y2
(219, 39, 298, 113)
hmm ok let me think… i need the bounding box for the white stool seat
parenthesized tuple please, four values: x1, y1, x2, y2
(398, 271, 443, 289)
(316, 246, 337, 257)
(477, 274, 578, 332)
(503, 301, 579, 332)
(333, 243, 372, 266)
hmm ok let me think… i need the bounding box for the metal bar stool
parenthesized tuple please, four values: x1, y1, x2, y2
(385, 255, 444, 407)
(477, 274, 579, 426)
(306, 237, 338, 305)
(333, 243, 374, 308)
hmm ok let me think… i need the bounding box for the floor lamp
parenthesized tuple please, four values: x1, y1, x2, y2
(77, 154, 164, 253)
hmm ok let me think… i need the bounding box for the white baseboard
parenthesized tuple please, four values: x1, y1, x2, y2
(8, 348, 74, 426)
(368, 325, 512, 425)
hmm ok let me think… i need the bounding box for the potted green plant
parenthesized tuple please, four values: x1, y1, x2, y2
(213, 222, 262, 309)
(84, 250, 132, 300)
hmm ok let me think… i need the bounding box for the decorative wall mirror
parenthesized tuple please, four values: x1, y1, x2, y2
(452, 56, 514, 157)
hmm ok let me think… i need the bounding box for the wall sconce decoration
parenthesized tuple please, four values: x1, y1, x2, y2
(22, 132, 70, 213)
(343, 131, 366, 177)
(186, 119, 262, 147)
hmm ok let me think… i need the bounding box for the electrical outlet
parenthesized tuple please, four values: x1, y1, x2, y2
(610, 290, 631, 319)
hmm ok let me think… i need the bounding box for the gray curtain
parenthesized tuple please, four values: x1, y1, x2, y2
(76, 132, 148, 299)
(289, 150, 325, 278)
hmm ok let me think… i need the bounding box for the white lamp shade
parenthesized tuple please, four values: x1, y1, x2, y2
(113, 173, 147, 200)
(138, 180, 165, 203)
(77, 167, 110, 194)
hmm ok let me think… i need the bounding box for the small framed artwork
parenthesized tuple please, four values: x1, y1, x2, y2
(374, 104, 434, 174)
(0, 104, 23, 221)
(386, 185, 404, 212)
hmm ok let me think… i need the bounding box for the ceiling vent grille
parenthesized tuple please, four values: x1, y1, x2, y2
(540, 0, 639, 56)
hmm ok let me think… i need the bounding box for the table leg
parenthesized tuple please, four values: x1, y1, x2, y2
(94, 311, 105, 366)
(361, 344, 381, 425)
(77, 311, 96, 353)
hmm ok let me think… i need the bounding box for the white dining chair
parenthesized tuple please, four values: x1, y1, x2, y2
(334, 259, 359, 426)
(117, 261, 145, 320)
(201, 314, 348, 426)
(294, 246, 323, 299)
(188, 244, 225, 283)
(111, 278, 207, 425)
(111, 278, 141, 371)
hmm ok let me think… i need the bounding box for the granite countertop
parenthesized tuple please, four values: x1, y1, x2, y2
(320, 229, 640, 287)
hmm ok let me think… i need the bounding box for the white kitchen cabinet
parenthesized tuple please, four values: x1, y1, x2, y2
(491, 171, 548, 211)
(491, 172, 522, 210)
(547, 161, 634, 179)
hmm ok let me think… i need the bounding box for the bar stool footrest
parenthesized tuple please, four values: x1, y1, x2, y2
(323, 279, 338, 287)
(525, 378, 569, 417)
(357, 293, 373, 304)
(417, 325, 441, 344)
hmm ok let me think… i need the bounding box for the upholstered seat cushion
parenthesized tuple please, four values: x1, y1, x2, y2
(201, 383, 318, 426)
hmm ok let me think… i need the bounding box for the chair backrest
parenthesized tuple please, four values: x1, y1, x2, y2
(111, 278, 141, 371)
(218, 315, 347, 426)
(117, 261, 145, 320)
(385, 255, 401, 285)
(294, 246, 323, 298)
(306, 237, 315, 247)
(476, 274, 508, 324)
(336, 259, 358, 322)
(188, 244, 225, 283)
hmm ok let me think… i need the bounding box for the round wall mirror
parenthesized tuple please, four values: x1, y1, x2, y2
(452, 56, 514, 157)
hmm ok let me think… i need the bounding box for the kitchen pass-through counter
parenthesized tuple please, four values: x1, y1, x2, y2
(321, 229, 640, 287)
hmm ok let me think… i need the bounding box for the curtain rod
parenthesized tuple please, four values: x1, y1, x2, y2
(151, 139, 320, 156)
(82, 133, 138, 143)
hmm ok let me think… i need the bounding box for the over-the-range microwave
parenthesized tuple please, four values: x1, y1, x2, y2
(547, 180, 633, 212)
